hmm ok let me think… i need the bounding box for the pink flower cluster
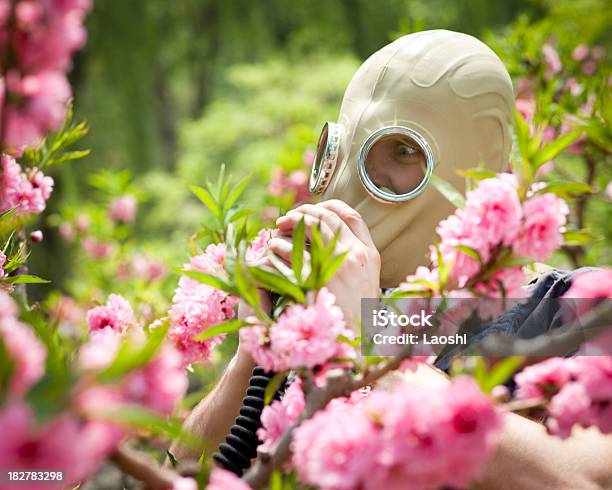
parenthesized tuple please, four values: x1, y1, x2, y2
(292, 377, 503, 490)
(0, 401, 122, 490)
(86, 294, 135, 334)
(258, 377, 305, 452)
(0, 0, 91, 149)
(0, 153, 53, 215)
(516, 357, 612, 438)
(78, 329, 188, 416)
(432, 174, 568, 294)
(0, 291, 46, 396)
(168, 244, 237, 366)
(205, 468, 251, 490)
(240, 287, 355, 372)
(268, 168, 311, 205)
(245, 227, 278, 264)
(108, 195, 138, 224)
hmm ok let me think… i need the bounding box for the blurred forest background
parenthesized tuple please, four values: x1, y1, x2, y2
(31, 0, 612, 300)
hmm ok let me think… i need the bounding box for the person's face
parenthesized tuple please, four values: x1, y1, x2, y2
(364, 134, 426, 195)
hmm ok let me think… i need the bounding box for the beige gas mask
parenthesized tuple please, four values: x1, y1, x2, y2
(309, 30, 515, 288)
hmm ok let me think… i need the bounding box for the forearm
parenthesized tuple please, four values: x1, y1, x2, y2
(170, 349, 256, 462)
(473, 412, 612, 490)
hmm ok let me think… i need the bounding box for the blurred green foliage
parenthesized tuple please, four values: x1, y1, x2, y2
(29, 0, 611, 296)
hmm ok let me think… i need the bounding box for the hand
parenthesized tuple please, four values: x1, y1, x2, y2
(272, 199, 381, 329)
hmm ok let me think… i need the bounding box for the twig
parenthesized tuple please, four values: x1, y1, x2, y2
(111, 444, 184, 490)
(479, 300, 612, 357)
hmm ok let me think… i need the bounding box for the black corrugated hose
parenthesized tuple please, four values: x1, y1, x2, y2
(212, 366, 286, 476)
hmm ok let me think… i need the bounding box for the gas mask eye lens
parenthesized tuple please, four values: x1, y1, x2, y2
(309, 122, 342, 195)
(358, 126, 434, 203)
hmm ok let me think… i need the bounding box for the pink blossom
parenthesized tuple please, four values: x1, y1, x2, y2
(563, 269, 612, 319)
(0, 401, 112, 490)
(542, 43, 562, 79)
(206, 468, 252, 490)
(245, 228, 278, 264)
(572, 44, 590, 61)
(29, 229, 43, 242)
(82, 237, 114, 258)
(513, 193, 569, 261)
(536, 160, 555, 177)
(109, 195, 138, 224)
(515, 357, 572, 399)
(168, 246, 237, 366)
(258, 377, 305, 452)
(436, 174, 522, 287)
(515, 77, 534, 98)
(293, 401, 382, 490)
(172, 478, 198, 490)
(0, 315, 46, 396)
(581, 60, 597, 76)
(0, 154, 53, 215)
(547, 382, 592, 438)
(0, 250, 5, 279)
(268, 169, 311, 204)
(591, 46, 605, 61)
(132, 255, 167, 282)
(399, 266, 439, 294)
(86, 294, 135, 334)
(240, 288, 353, 371)
(78, 327, 122, 371)
(122, 346, 187, 415)
(563, 77, 583, 96)
(59, 221, 75, 240)
(293, 377, 502, 490)
(0, 290, 18, 319)
(515, 97, 535, 123)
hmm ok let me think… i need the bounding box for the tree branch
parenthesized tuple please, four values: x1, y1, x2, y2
(111, 444, 184, 490)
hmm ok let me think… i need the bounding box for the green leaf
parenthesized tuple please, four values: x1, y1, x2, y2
(337, 334, 361, 348)
(536, 182, 593, 199)
(166, 450, 178, 468)
(194, 319, 247, 340)
(228, 208, 255, 223)
(563, 230, 594, 246)
(430, 174, 466, 209)
(249, 266, 306, 303)
(480, 356, 525, 393)
(97, 405, 198, 446)
(97, 322, 168, 383)
(179, 268, 238, 296)
(190, 185, 221, 218)
(319, 251, 348, 286)
(3, 274, 50, 284)
(264, 372, 287, 405)
(291, 218, 306, 283)
(457, 167, 496, 180)
(532, 128, 584, 168)
(454, 245, 483, 264)
(223, 175, 252, 213)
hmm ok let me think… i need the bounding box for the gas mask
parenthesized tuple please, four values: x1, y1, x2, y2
(309, 30, 515, 288)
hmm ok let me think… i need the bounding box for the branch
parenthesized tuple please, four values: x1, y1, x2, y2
(478, 300, 612, 357)
(111, 444, 184, 490)
(243, 345, 413, 489)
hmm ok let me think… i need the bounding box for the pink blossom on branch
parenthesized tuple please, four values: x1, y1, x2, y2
(0, 292, 46, 396)
(0, 154, 54, 215)
(292, 377, 502, 490)
(206, 468, 252, 490)
(240, 287, 355, 372)
(168, 244, 237, 366)
(86, 294, 135, 334)
(108, 195, 138, 224)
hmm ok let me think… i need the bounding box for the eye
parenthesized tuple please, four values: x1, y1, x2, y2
(397, 143, 419, 157)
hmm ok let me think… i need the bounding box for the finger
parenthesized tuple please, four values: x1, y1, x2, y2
(276, 211, 336, 243)
(269, 236, 312, 264)
(318, 199, 375, 248)
(278, 204, 353, 243)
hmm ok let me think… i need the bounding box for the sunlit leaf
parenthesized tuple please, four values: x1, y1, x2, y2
(430, 174, 466, 209)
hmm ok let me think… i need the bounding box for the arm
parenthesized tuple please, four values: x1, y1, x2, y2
(474, 412, 612, 490)
(169, 348, 256, 462)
